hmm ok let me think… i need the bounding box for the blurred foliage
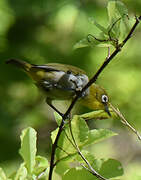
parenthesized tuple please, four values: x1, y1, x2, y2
(0, 0, 141, 179)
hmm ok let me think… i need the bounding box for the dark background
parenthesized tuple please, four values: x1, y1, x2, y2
(0, 0, 141, 179)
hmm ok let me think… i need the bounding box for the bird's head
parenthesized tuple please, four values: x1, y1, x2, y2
(81, 84, 111, 116)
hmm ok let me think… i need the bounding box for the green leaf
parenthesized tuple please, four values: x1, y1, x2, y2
(71, 115, 89, 144)
(55, 159, 71, 176)
(54, 112, 62, 126)
(33, 155, 48, 176)
(80, 109, 116, 120)
(51, 115, 89, 160)
(0, 168, 7, 180)
(62, 168, 97, 180)
(99, 159, 124, 178)
(52, 115, 117, 161)
(73, 38, 90, 49)
(107, 0, 128, 38)
(96, 42, 112, 48)
(115, 1, 128, 17)
(62, 158, 123, 180)
(55, 150, 102, 177)
(75, 150, 96, 165)
(19, 127, 37, 174)
(14, 163, 27, 180)
(55, 150, 103, 176)
(74, 33, 113, 49)
(84, 129, 117, 147)
(89, 17, 108, 35)
(107, 0, 128, 24)
(119, 15, 133, 40)
(51, 126, 76, 160)
(75, 150, 106, 173)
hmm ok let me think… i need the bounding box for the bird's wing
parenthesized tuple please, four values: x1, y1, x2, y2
(31, 63, 86, 75)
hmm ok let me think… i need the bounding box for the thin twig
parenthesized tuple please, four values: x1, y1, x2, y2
(48, 120, 65, 180)
(80, 163, 102, 177)
(36, 168, 48, 180)
(87, 34, 109, 43)
(68, 119, 107, 180)
(87, 17, 122, 47)
(48, 15, 141, 180)
(110, 103, 141, 140)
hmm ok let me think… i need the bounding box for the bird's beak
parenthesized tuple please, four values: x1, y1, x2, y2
(104, 104, 111, 117)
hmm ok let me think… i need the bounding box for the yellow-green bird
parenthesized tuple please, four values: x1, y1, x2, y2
(6, 59, 110, 116)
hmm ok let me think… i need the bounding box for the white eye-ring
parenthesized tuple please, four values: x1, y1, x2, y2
(101, 94, 108, 103)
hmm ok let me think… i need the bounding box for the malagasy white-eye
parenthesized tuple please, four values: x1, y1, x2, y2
(6, 59, 111, 116)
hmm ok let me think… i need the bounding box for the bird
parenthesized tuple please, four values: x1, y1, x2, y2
(6, 59, 111, 117)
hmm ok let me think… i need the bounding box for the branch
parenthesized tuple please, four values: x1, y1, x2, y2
(48, 15, 141, 180)
(48, 120, 65, 180)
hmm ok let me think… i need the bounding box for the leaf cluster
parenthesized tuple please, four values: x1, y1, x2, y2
(74, 0, 132, 49)
(0, 111, 124, 180)
(52, 113, 123, 180)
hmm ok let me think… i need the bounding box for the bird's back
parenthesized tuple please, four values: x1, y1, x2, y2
(32, 63, 86, 75)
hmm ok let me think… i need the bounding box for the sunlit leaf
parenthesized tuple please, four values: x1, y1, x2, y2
(54, 112, 62, 126)
(80, 109, 116, 120)
(84, 129, 117, 147)
(14, 163, 27, 180)
(71, 115, 89, 144)
(19, 127, 37, 174)
(33, 155, 48, 175)
(55, 159, 71, 176)
(96, 42, 112, 48)
(0, 168, 7, 180)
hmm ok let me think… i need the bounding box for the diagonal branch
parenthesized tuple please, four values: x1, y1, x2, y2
(110, 103, 141, 140)
(48, 15, 141, 180)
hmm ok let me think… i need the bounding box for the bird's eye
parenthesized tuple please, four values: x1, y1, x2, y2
(101, 94, 108, 103)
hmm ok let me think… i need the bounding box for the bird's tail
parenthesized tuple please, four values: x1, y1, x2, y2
(6, 59, 33, 72)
